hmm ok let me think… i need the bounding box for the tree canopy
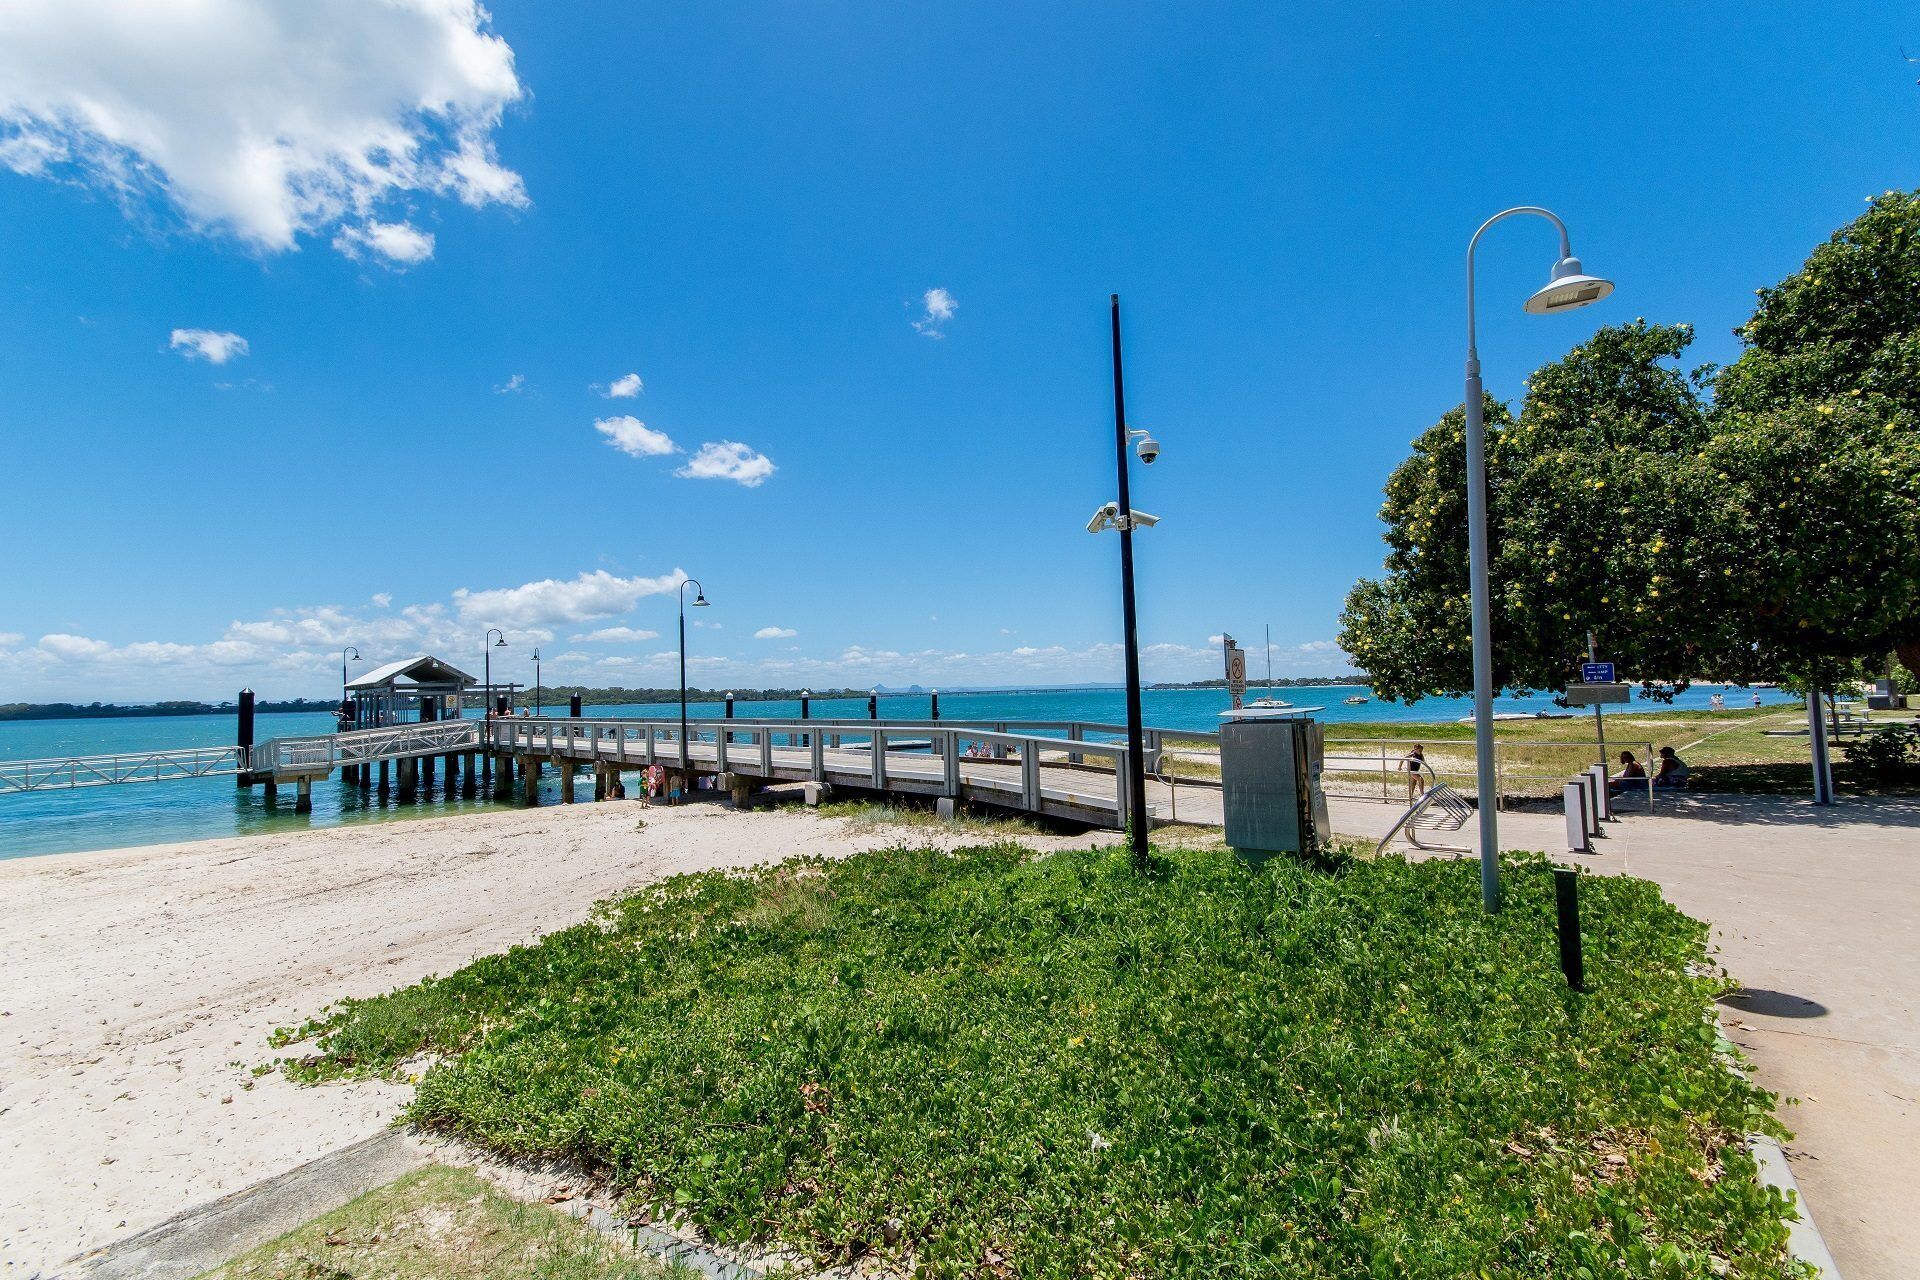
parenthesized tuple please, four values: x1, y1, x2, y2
(1341, 193, 1920, 702)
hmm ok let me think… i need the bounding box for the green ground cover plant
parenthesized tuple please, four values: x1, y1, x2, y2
(197, 1164, 688, 1280)
(281, 845, 1806, 1279)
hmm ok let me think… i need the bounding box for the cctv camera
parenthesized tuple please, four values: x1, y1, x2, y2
(1086, 501, 1119, 534)
(1135, 435, 1161, 464)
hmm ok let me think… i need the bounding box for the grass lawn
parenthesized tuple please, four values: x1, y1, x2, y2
(196, 1164, 688, 1280)
(280, 844, 1807, 1279)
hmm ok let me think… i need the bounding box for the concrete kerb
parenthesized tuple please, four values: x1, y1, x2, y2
(56, 1129, 766, 1280)
(1716, 1015, 1843, 1278)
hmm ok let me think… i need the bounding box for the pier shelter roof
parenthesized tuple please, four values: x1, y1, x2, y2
(346, 655, 478, 695)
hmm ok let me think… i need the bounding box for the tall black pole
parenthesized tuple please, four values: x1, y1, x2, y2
(1110, 294, 1150, 871)
(679, 591, 690, 771)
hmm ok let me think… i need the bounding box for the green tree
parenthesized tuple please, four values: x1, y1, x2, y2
(1339, 323, 1737, 700)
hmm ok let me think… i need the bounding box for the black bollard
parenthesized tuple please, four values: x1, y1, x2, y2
(930, 689, 940, 721)
(724, 692, 735, 719)
(570, 693, 583, 718)
(799, 690, 810, 747)
(868, 690, 878, 720)
(1553, 868, 1586, 992)
(236, 688, 256, 786)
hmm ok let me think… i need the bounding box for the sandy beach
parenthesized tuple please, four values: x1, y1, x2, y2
(0, 794, 1096, 1276)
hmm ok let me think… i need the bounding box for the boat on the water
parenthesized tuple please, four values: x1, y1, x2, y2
(1343, 695, 1369, 705)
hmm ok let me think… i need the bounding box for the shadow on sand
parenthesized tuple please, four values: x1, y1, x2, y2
(1718, 987, 1831, 1019)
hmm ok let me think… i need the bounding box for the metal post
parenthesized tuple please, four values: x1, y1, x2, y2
(868, 690, 878, 720)
(1110, 294, 1151, 871)
(930, 689, 940, 721)
(236, 688, 255, 787)
(570, 692, 582, 718)
(678, 578, 705, 772)
(1553, 868, 1585, 992)
(1587, 631, 1609, 771)
(1809, 689, 1834, 805)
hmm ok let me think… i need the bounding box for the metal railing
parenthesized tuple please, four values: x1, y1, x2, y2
(248, 719, 482, 776)
(1318, 737, 1658, 809)
(0, 744, 246, 793)
(484, 715, 1143, 825)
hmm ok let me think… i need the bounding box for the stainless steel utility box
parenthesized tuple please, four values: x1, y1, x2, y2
(1220, 717, 1330, 861)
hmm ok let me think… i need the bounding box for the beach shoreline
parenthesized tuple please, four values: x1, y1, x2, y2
(0, 794, 1103, 1275)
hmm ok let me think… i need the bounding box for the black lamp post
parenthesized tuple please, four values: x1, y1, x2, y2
(341, 645, 361, 715)
(678, 578, 709, 770)
(530, 648, 542, 716)
(1108, 294, 1152, 872)
(482, 629, 507, 784)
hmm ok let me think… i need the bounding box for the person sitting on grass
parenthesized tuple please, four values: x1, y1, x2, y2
(1652, 746, 1690, 790)
(1610, 750, 1647, 795)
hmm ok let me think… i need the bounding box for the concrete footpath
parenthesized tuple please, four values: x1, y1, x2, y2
(1338, 791, 1920, 1280)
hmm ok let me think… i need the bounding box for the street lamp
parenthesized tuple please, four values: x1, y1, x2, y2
(678, 578, 709, 771)
(483, 629, 507, 715)
(1088, 294, 1159, 872)
(530, 647, 542, 716)
(341, 646, 361, 702)
(1463, 207, 1613, 912)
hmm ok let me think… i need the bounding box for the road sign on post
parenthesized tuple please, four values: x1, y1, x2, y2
(1565, 682, 1631, 706)
(1580, 661, 1616, 684)
(1224, 636, 1247, 709)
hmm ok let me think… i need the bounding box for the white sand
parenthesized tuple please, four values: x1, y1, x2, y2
(0, 795, 1095, 1275)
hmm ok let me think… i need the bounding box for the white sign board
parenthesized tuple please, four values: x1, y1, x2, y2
(1225, 643, 1247, 709)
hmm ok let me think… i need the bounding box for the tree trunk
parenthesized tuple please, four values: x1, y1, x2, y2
(1897, 639, 1920, 687)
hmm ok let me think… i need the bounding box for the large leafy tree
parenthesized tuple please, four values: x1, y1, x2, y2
(1339, 323, 1740, 700)
(1343, 194, 1920, 702)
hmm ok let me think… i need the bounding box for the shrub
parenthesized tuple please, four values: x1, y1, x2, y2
(283, 846, 1806, 1278)
(1840, 723, 1920, 780)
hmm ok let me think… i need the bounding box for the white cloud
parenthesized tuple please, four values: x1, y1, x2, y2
(912, 286, 957, 337)
(0, 632, 23, 647)
(570, 625, 661, 643)
(0, 0, 526, 260)
(677, 441, 775, 487)
(494, 373, 525, 394)
(754, 626, 797, 640)
(604, 372, 643, 398)
(453, 569, 684, 627)
(332, 219, 435, 267)
(36, 633, 112, 658)
(594, 415, 678, 458)
(169, 328, 248, 364)
(370, 593, 392, 607)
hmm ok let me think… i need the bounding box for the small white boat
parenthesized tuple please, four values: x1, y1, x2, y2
(1344, 695, 1369, 705)
(1221, 697, 1320, 720)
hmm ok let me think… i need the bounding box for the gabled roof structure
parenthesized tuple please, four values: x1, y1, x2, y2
(345, 655, 478, 692)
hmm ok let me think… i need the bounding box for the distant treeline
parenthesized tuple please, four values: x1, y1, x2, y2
(512, 686, 874, 708)
(0, 699, 339, 722)
(1151, 677, 1367, 690)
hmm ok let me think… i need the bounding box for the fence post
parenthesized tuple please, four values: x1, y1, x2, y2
(1554, 868, 1586, 992)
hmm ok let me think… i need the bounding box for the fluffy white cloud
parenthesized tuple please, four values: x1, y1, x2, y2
(452, 569, 684, 627)
(332, 219, 435, 266)
(169, 328, 248, 363)
(0, 632, 23, 647)
(594, 415, 678, 458)
(571, 625, 662, 644)
(604, 372, 643, 398)
(0, 0, 526, 259)
(912, 286, 957, 337)
(677, 441, 775, 487)
(754, 626, 797, 640)
(36, 633, 113, 658)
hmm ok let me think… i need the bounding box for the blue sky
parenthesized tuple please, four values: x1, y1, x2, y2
(1, 2, 1915, 701)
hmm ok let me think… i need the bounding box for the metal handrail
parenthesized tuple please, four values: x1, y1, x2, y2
(485, 715, 1142, 826)
(0, 744, 247, 793)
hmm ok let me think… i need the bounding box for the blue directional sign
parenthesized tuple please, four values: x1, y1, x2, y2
(1581, 662, 1615, 684)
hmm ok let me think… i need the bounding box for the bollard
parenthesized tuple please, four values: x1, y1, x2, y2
(725, 692, 735, 719)
(930, 689, 940, 721)
(868, 690, 878, 720)
(1553, 868, 1585, 992)
(1563, 782, 1591, 854)
(1577, 769, 1604, 838)
(236, 688, 256, 786)
(570, 693, 583, 718)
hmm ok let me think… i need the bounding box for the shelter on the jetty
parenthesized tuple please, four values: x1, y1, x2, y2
(344, 655, 501, 728)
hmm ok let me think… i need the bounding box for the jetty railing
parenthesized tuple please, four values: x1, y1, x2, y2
(0, 744, 246, 792)
(247, 719, 481, 776)
(485, 715, 1144, 826)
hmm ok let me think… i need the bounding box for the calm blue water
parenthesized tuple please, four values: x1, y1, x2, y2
(0, 684, 1795, 860)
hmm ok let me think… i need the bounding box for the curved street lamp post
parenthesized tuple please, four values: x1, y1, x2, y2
(678, 578, 709, 772)
(1463, 207, 1614, 912)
